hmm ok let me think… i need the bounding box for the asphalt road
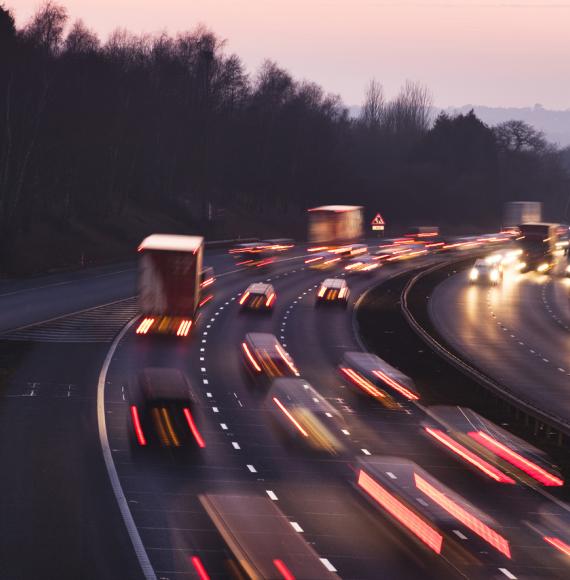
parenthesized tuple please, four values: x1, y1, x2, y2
(1, 249, 569, 579)
(430, 265, 570, 425)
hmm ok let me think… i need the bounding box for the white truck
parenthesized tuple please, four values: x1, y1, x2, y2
(307, 205, 363, 244)
(136, 234, 204, 336)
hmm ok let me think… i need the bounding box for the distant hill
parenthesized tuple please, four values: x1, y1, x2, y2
(348, 104, 570, 148)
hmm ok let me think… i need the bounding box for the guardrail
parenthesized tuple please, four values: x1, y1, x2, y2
(400, 259, 570, 446)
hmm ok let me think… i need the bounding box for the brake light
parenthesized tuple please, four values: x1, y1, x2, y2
(273, 397, 309, 437)
(266, 292, 276, 307)
(357, 469, 443, 554)
(176, 319, 192, 337)
(415, 473, 511, 558)
(190, 556, 210, 580)
(239, 291, 250, 305)
(468, 431, 563, 487)
(340, 367, 385, 398)
(130, 405, 147, 446)
(273, 559, 296, 580)
(275, 343, 299, 375)
(242, 342, 262, 372)
(424, 428, 515, 484)
(372, 369, 419, 401)
(318, 286, 326, 298)
(305, 256, 323, 264)
(184, 408, 206, 448)
(544, 536, 570, 557)
(199, 294, 213, 308)
(136, 317, 155, 335)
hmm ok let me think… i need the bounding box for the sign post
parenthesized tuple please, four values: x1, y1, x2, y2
(371, 213, 385, 236)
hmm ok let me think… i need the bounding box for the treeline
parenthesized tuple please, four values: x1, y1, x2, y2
(1, 2, 569, 271)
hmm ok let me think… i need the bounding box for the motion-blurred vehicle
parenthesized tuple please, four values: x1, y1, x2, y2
(333, 243, 368, 260)
(262, 238, 295, 252)
(307, 205, 363, 245)
(423, 406, 563, 487)
(199, 493, 338, 579)
(528, 504, 570, 564)
(469, 258, 503, 285)
(516, 222, 568, 273)
(316, 278, 350, 306)
(339, 351, 419, 408)
(136, 234, 203, 337)
(345, 254, 380, 274)
(404, 225, 440, 242)
(241, 333, 299, 383)
(355, 457, 513, 573)
(129, 368, 205, 450)
(267, 378, 344, 454)
(239, 283, 276, 312)
(199, 266, 215, 307)
(229, 242, 275, 269)
(304, 251, 341, 270)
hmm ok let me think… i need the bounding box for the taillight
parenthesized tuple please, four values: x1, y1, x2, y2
(176, 319, 192, 337)
(242, 342, 262, 372)
(266, 292, 276, 307)
(130, 405, 147, 446)
(136, 317, 155, 335)
(184, 408, 206, 448)
(239, 291, 250, 305)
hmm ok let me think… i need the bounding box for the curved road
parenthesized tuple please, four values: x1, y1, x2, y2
(430, 266, 570, 425)
(1, 249, 569, 578)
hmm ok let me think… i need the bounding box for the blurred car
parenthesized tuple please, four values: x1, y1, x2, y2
(333, 243, 368, 259)
(241, 333, 299, 384)
(229, 243, 275, 269)
(129, 367, 205, 450)
(239, 283, 276, 311)
(339, 351, 419, 407)
(345, 254, 380, 274)
(199, 266, 215, 307)
(316, 278, 350, 306)
(267, 378, 344, 454)
(304, 251, 341, 270)
(355, 457, 512, 570)
(469, 258, 503, 285)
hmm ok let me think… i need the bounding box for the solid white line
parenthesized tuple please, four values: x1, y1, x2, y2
(97, 317, 156, 580)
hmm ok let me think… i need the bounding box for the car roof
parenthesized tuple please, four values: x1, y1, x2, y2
(246, 282, 273, 294)
(138, 234, 203, 253)
(137, 367, 193, 401)
(474, 259, 490, 266)
(245, 332, 281, 351)
(322, 278, 346, 288)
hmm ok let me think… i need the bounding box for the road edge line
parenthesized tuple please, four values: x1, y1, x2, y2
(97, 317, 157, 580)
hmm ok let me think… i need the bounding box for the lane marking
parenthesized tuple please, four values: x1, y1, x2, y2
(232, 442, 241, 450)
(220, 423, 228, 430)
(97, 317, 156, 580)
(499, 568, 517, 579)
(453, 530, 467, 540)
(320, 558, 337, 572)
(266, 490, 278, 501)
(247, 464, 257, 473)
(290, 522, 304, 533)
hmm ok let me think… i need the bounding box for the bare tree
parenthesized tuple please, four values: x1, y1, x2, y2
(23, 1, 67, 54)
(384, 80, 432, 136)
(64, 19, 99, 54)
(360, 79, 384, 128)
(494, 120, 548, 154)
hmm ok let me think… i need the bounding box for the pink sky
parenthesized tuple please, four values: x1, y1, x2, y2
(11, 1, 570, 109)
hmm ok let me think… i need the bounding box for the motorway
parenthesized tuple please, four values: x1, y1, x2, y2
(1, 247, 570, 578)
(430, 264, 570, 426)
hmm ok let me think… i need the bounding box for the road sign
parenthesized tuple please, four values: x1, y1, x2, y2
(371, 213, 385, 231)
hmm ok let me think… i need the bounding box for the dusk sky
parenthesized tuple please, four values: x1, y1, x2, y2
(12, 1, 570, 109)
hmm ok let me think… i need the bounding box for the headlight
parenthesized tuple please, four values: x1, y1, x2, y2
(566, 264, 570, 274)
(469, 268, 479, 281)
(489, 270, 499, 282)
(537, 263, 549, 273)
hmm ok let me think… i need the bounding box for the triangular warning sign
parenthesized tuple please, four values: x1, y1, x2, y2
(371, 213, 385, 226)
